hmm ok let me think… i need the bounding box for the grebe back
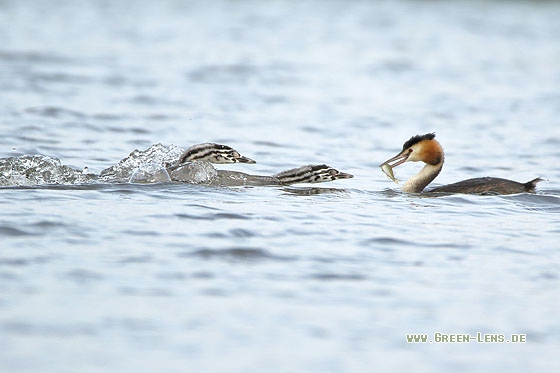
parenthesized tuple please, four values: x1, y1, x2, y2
(379, 133, 542, 195)
(429, 177, 542, 194)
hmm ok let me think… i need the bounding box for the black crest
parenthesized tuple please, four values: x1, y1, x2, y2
(402, 133, 436, 151)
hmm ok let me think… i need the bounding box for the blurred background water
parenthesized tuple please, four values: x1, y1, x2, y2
(1, 0, 560, 371)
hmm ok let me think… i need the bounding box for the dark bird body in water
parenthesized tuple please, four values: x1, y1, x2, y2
(429, 177, 541, 195)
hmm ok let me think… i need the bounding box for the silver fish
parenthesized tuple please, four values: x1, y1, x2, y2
(380, 163, 399, 184)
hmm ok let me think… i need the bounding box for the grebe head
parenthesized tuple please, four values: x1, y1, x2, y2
(379, 133, 444, 193)
(380, 133, 443, 168)
(178, 143, 256, 164)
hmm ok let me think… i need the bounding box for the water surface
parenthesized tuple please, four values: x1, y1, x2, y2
(1, 0, 560, 372)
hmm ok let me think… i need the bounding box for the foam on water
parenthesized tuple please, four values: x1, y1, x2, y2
(0, 155, 93, 186)
(99, 144, 185, 183)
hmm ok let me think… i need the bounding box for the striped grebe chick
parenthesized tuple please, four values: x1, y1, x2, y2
(379, 133, 542, 195)
(168, 143, 353, 186)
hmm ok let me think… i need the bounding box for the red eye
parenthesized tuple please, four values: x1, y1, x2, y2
(408, 148, 413, 153)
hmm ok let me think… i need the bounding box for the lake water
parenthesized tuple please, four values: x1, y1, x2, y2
(1, 0, 560, 371)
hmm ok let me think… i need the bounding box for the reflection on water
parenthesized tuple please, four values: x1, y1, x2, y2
(1, 0, 560, 372)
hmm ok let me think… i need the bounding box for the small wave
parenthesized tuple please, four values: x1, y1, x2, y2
(0, 256, 52, 267)
(281, 187, 349, 196)
(228, 228, 257, 238)
(187, 63, 260, 84)
(202, 229, 257, 239)
(183, 247, 297, 262)
(0, 226, 34, 237)
(0, 50, 74, 64)
(308, 272, 367, 281)
(118, 287, 173, 297)
(64, 269, 104, 283)
(105, 126, 151, 134)
(1, 321, 96, 337)
(502, 192, 560, 212)
(118, 255, 154, 264)
(24, 106, 86, 119)
(361, 236, 413, 249)
(176, 212, 251, 221)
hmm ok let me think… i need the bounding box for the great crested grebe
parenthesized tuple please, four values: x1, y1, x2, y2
(168, 143, 353, 186)
(379, 133, 542, 195)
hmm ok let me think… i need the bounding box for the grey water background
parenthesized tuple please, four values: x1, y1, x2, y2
(1, 0, 560, 371)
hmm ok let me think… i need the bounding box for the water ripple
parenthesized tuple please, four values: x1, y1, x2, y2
(64, 269, 104, 283)
(1, 321, 96, 337)
(0, 256, 52, 266)
(1, 0, 560, 370)
(0, 50, 75, 64)
(182, 247, 297, 262)
(118, 287, 173, 297)
(362, 236, 413, 247)
(118, 255, 154, 264)
(308, 272, 367, 281)
(24, 106, 86, 119)
(176, 212, 251, 221)
(0, 226, 34, 237)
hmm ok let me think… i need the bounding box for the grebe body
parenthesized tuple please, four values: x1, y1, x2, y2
(430, 177, 541, 194)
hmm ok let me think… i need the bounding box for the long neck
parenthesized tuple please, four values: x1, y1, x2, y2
(402, 161, 443, 193)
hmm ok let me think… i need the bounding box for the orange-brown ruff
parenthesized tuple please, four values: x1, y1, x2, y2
(380, 133, 542, 194)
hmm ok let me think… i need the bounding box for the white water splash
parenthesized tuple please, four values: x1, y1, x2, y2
(0, 155, 93, 186)
(99, 144, 184, 183)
